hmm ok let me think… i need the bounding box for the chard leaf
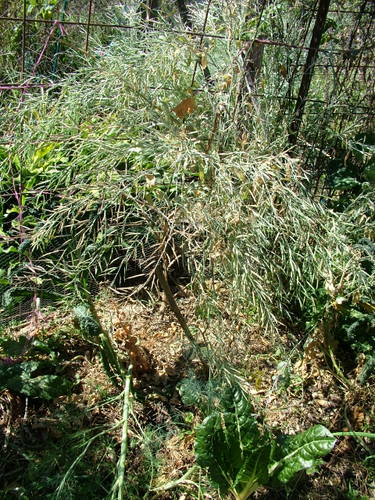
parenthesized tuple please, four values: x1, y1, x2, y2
(234, 443, 272, 499)
(195, 410, 271, 497)
(0, 361, 72, 400)
(0, 335, 29, 356)
(18, 374, 72, 400)
(271, 425, 336, 484)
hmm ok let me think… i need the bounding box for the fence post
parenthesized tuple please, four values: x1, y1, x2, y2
(288, 0, 331, 146)
(85, 0, 94, 55)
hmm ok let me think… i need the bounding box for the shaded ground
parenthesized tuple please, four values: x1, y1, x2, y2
(0, 290, 374, 499)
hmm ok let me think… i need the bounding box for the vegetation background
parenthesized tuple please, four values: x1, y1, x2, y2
(0, 0, 374, 498)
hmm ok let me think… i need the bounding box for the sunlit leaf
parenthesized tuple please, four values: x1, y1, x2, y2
(219, 74, 232, 90)
(32, 143, 56, 163)
(200, 53, 208, 70)
(270, 425, 336, 484)
(145, 174, 156, 186)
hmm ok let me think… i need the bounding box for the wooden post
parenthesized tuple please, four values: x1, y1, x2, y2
(288, 0, 331, 146)
(241, 40, 264, 93)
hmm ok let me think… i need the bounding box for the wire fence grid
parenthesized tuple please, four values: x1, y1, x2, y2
(0, 0, 374, 323)
(0, 1, 374, 130)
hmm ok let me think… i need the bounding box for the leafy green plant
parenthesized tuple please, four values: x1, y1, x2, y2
(73, 302, 127, 388)
(318, 130, 375, 211)
(26, 0, 59, 19)
(178, 373, 229, 414)
(339, 307, 375, 356)
(346, 482, 371, 500)
(195, 388, 337, 499)
(0, 359, 72, 399)
(0, 333, 74, 399)
(329, 301, 375, 383)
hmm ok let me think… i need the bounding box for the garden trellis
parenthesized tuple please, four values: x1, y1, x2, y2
(0, 0, 374, 324)
(0, 1, 374, 138)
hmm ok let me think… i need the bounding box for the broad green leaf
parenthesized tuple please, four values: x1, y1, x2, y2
(74, 304, 102, 338)
(270, 425, 336, 483)
(0, 361, 41, 393)
(0, 336, 29, 356)
(19, 375, 72, 400)
(0, 245, 18, 254)
(5, 206, 20, 215)
(195, 396, 271, 499)
(0, 361, 72, 400)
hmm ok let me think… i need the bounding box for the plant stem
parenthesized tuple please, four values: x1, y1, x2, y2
(333, 431, 375, 439)
(235, 482, 258, 500)
(155, 264, 207, 367)
(151, 465, 199, 491)
(116, 366, 133, 500)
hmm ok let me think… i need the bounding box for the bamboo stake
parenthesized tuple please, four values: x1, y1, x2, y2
(85, 0, 94, 55)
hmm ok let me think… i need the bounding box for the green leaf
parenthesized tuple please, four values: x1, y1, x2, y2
(195, 408, 271, 498)
(0, 361, 72, 400)
(19, 374, 72, 400)
(0, 336, 29, 356)
(0, 245, 18, 254)
(270, 425, 336, 484)
(178, 377, 206, 407)
(19, 239, 32, 254)
(0, 268, 10, 285)
(73, 304, 102, 339)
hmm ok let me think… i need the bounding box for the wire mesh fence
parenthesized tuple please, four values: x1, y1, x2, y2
(0, 0, 374, 324)
(0, 1, 373, 139)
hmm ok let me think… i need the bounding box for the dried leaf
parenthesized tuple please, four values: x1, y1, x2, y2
(145, 174, 156, 186)
(359, 301, 375, 313)
(172, 97, 196, 119)
(219, 73, 232, 90)
(279, 64, 288, 78)
(352, 405, 365, 428)
(315, 399, 331, 408)
(200, 53, 208, 70)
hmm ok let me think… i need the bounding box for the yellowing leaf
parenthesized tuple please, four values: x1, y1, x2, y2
(32, 143, 56, 163)
(359, 301, 375, 313)
(172, 97, 197, 119)
(279, 64, 287, 78)
(145, 174, 156, 187)
(219, 73, 232, 90)
(200, 53, 208, 70)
